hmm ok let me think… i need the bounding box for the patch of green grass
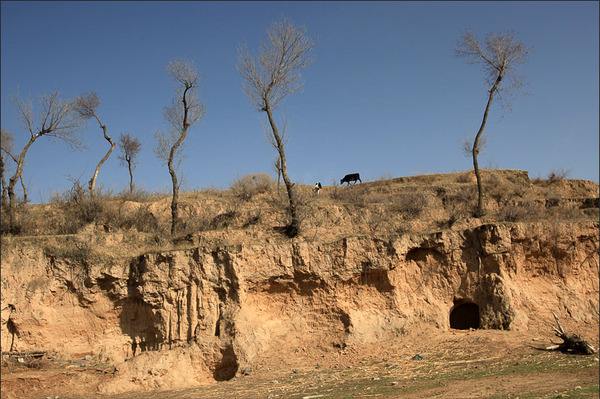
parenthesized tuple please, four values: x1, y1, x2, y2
(489, 384, 599, 399)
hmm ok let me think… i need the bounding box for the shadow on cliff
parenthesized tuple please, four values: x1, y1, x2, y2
(118, 256, 164, 356)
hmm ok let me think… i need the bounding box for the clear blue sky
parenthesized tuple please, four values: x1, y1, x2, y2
(1, 1, 598, 202)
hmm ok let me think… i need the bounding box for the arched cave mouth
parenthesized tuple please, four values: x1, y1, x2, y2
(450, 301, 481, 330)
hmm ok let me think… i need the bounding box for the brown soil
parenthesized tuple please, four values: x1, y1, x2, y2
(1, 170, 598, 398)
(2, 329, 598, 398)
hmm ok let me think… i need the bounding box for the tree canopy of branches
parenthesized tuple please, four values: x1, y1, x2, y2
(238, 19, 313, 237)
(74, 92, 116, 196)
(456, 31, 527, 217)
(1, 129, 28, 207)
(118, 133, 141, 194)
(5, 92, 81, 231)
(156, 60, 204, 236)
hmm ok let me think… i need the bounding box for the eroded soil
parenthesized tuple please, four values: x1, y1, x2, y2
(2, 329, 598, 399)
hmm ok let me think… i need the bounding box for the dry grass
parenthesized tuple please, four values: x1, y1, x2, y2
(1, 170, 597, 239)
(230, 173, 274, 201)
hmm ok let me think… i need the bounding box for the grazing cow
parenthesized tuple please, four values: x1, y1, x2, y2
(340, 173, 362, 185)
(314, 182, 322, 195)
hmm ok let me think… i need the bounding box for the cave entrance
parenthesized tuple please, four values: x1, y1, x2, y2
(450, 301, 480, 330)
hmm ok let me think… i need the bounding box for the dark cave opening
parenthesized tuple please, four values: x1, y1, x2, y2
(450, 301, 480, 330)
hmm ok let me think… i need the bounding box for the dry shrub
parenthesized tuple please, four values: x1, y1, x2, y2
(38, 180, 106, 234)
(210, 211, 239, 229)
(43, 181, 161, 235)
(243, 212, 262, 228)
(117, 189, 153, 202)
(456, 172, 473, 183)
(329, 185, 367, 207)
(547, 169, 569, 183)
(179, 216, 212, 235)
(438, 186, 478, 225)
(388, 192, 426, 219)
(498, 202, 544, 222)
(231, 174, 274, 201)
(110, 206, 161, 234)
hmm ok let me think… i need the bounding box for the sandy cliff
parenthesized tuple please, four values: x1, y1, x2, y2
(1, 171, 598, 394)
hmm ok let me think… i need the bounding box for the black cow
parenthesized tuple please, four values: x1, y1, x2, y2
(340, 173, 361, 185)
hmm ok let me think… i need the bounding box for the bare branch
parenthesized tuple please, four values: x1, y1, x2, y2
(154, 130, 173, 164)
(73, 92, 101, 120)
(13, 97, 35, 136)
(118, 133, 141, 166)
(456, 31, 528, 88)
(13, 92, 83, 148)
(0, 129, 15, 157)
(238, 18, 313, 111)
(164, 60, 204, 131)
(167, 60, 198, 88)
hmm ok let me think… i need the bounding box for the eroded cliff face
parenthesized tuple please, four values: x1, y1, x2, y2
(1, 220, 598, 393)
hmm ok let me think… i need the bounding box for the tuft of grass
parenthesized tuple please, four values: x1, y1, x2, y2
(231, 174, 274, 201)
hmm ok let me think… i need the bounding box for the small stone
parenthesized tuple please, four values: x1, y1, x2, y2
(575, 386, 582, 390)
(372, 377, 380, 381)
(84, 355, 92, 361)
(391, 381, 398, 386)
(241, 366, 252, 376)
(411, 354, 424, 361)
(17, 357, 25, 363)
(292, 368, 299, 374)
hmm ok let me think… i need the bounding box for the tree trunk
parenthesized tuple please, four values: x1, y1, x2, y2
(8, 136, 36, 230)
(127, 157, 134, 194)
(2, 151, 27, 205)
(89, 124, 116, 196)
(275, 157, 282, 192)
(19, 175, 28, 204)
(265, 104, 300, 237)
(1, 154, 7, 211)
(168, 85, 193, 236)
(167, 128, 188, 236)
(472, 73, 502, 217)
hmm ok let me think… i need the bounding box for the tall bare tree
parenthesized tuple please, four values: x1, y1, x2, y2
(155, 60, 204, 236)
(1, 129, 28, 206)
(238, 19, 313, 237)
(74, 92, 115, 196)
(456, 31, 527, 216)
(118, 133, 141, 194)
(6, 92, 81, 230)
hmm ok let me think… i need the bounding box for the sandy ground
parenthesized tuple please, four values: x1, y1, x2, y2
(2, 329, 598, 399)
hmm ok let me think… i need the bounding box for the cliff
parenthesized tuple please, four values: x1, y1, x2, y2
(1, 170, 598, 394)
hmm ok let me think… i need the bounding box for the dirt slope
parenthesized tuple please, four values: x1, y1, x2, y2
(1, 170, 598, 397)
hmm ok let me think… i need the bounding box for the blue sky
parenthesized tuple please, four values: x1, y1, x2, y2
(1, 1, 598, 202)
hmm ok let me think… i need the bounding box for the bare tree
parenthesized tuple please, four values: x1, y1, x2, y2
(73, 92, 116, 196)
(238, 19, 313, 237)
(157, 60, 204, 236)
(1, 129, 28, 206)
(6, 92, 81, 230)
(118, 133, 141, 194)
(456, 31, 527, 216)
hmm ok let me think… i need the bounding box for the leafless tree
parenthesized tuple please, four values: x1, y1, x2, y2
(1, 129, 28, 206)
(6, 92, 81, 230)
(73, 92, 116, 196)
(238, 19, 313, 237)
(118, 133, 141, 194)
(157, 60, 204, 236)
(456, 31, 527, 216)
